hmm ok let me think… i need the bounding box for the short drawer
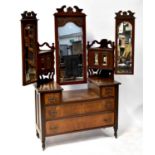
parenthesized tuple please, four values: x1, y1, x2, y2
(44, 93, 61, 105)
(101, 86, 115, 97)
(46, 112, 114, 136)
(45, 98, 114, 120)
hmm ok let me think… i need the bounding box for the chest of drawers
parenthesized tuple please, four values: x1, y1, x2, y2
(35, 79, 120, 150)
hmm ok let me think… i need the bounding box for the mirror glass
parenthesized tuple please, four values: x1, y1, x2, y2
(94, 52, 98, 65)
(58, 22, 83, 83)
(24, 24, 37, 83)
(102, 55, 107, 66)
(116, 21, 133, 73)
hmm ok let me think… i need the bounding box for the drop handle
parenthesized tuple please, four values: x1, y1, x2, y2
(103, 118, 112, 123)
(50, 111, 57, 115)
(105, 102, 113, 109)
(48, 98, 56, 102)
(50, 126, 58, 130)
(105, 88, 113, 94)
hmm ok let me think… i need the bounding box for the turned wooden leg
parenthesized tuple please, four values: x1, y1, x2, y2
(42, 140, 45, 150)
(36, 130, 39, 138)
(114, 127, 118, 138)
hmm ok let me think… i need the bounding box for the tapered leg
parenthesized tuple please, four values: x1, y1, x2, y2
(42, 140, 45, 150)
(114, 127, 118, 138)
(36, 130, 39, 138)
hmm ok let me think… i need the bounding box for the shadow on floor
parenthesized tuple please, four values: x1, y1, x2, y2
(46, 128, 115, 148)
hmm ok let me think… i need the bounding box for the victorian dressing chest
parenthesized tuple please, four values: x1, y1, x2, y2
(21, 6, 122, 150)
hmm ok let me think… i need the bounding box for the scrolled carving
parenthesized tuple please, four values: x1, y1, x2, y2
(115, 10, 135, 19)
(88, 68, 113, 78)
(87, 39, 114, 49)
(55, 5, 85, 15)
(56, 5, 66, 13)
(21, 11, 37, 19)
(38, 42, 55, 50)
(74, 6, 83, 13)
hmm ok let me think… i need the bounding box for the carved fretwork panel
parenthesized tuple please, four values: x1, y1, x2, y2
(87, 39, 114, 80)
(88, 69, 113, 79)
(38, 43, 55, 85)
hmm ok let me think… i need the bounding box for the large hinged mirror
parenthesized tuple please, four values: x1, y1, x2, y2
(21, 11, 38, 85)
(54, 5, 87, 85)
(115, 11, 135, 74)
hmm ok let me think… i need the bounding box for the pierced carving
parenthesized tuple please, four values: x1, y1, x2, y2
(21, 11, 37, 19)
(56, 5, 66, 13)
(87, 39, 114, 49)
(74, 6, 83, 13)
(115, 10, 135, 19)
(88, 68, 113, 78)
(55, 5, 85, 15)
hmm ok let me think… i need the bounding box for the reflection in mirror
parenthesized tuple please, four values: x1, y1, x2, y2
(58, 22, 83, 83)
(117, 21, 132, 73)
(102, 55, 107, 66)
(94, 52, 98, 65)
(24, 24, 37, 82)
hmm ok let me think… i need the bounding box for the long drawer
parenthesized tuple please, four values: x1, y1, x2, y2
(45, 98, 114, 120)
(46, 112, 114, 136)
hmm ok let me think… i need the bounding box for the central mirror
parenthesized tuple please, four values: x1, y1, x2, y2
(54, 6, 86, 85)
(58, 22, 83, 83)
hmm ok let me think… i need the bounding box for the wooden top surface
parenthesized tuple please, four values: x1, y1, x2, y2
(62, 89, 100, 103)
(36, 82, 63, 93)
(36, 78, 120, 94)
(88, 77, 121, 87)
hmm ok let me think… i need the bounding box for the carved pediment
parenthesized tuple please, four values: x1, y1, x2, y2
(55, 5, 85, 16)
(115, 10, 135, 19)
(21, 11, 37, 20)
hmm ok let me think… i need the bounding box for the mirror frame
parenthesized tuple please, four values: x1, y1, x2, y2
(54, 5, 87, 85)
(115, 11, 135, 74)
(21, 11, 38, 85)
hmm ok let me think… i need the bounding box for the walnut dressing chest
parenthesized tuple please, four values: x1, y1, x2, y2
(35, 79, 120, 149)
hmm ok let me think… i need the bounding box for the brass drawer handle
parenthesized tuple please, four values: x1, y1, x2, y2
(105, 101, 113, 109)
(48, 98, 56, 102)
(106, 88, 112, 92)
(103, 118, 112, 123)
(105, 88, 113, 96)
(50, 126, 58, 130)
(50, 111, 57, 115)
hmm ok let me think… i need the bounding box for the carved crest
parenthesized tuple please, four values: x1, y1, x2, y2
(115, 10, 135, 19)
(87, 39, 114, 49)
(55, 5, 85, 16)
(21, 11, 37, 19)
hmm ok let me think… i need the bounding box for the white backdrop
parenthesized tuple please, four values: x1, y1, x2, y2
(0, 0, 142, 154)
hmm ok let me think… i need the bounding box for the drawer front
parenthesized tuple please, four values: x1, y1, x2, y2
(101, 87, 115, 97)
(46, 112, 114, 136)
(44, 93, 61, 105)
(45, 98, 115, 120)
